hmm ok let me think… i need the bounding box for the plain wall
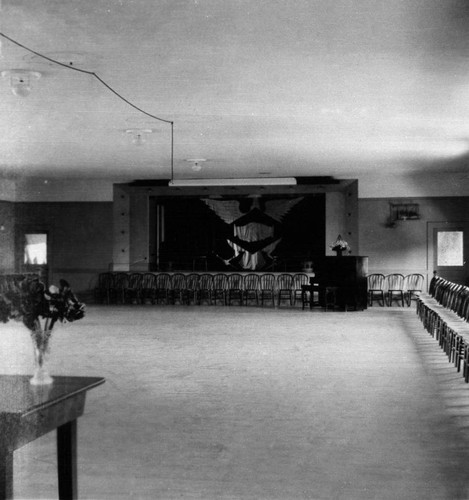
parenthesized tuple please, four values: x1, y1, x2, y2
(14, 202, 113, 295)
(0, 201, 16, 272)
(5, 172, 469, 202)
(359, 196, 469, 287)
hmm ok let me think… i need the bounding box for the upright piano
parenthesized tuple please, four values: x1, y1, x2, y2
(309, 256, 369, 310)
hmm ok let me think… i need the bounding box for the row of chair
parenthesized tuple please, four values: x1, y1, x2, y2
(367, 273, 425, 307)
(416, 276, 469, 382)
(94, 272, 312, 307)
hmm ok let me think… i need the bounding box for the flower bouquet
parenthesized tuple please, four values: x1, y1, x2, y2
(330, 235, 351, 256)
(0, 276, 85, 385)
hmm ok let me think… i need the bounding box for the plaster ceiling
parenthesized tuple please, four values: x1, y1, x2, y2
(0, 0, 469, 184)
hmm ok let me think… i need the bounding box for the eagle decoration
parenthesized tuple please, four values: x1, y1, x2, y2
(202, 196, 304, 270)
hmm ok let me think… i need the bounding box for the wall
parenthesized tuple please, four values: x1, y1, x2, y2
(358, 171, 469, 198)
(14, 202, 113, 295)
(14, 178, 114, 202)
(0, 201, 15, 272)
(3, 172, 469, 202)
(325, 181, 358, 256)
(4, 176, 469, 296)
(359, 196, 469, 288)
(0, 180, 16, 202)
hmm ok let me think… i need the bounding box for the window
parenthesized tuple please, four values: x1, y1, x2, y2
(437, 231, 463, 266)
(24, 233, 47, 265)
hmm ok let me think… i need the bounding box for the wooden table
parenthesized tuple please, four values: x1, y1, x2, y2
(0, 375, 105, 500)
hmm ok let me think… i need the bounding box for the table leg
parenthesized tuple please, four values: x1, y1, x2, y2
(57, 420, 78, 500)
(0, 449, 13, 500)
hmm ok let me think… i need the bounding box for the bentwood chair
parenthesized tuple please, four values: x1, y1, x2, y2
(109, 272, 129, 304)
(403, 273, 425, 307)
(198, 273, 214, 305)
(459, 293, 469, 376)
(183, 273, 200, 305)
(154, 272, 171, 304)
(277, 274, 294, 307)
(124, 272, 142, 304)
(212, 274, 228, 305)
(446, 290, 469, 369)
(385, 273, 405, 307)
(243, 274, 260, 306)
(367, 273, 386, 306)
(259, 274, 276, 307)
(168, 273, 186, 305)
(226, 273, 244, 306)
(140, 272, 156, 304)
(292, 273, 309, 306)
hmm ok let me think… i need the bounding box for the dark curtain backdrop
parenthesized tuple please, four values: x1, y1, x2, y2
(155, 194, 325, 271)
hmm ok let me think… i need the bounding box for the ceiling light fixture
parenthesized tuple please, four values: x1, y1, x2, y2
(169, 177, 297, 187)
(185, 158, 207, 171)
(124, 128, 154, 146)
(1, 69, 41, 97)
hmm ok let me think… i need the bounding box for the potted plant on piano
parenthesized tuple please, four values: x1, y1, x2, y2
(0, 276, 85, 385)
(330, 235, 351, 257)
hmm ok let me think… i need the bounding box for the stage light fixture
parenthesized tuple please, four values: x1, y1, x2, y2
(168, 177, 297, 187)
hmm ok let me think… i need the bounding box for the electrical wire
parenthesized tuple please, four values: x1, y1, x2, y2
(0, 31, 174, 176)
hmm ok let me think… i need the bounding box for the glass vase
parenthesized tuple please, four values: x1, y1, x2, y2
(30, 329, 53, 385)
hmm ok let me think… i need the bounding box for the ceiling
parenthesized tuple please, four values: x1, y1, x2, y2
(0, 0, 469, 184)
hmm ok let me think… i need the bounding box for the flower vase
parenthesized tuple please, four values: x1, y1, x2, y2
(30, 329, 53, 385)
(335, 249, 343, 257)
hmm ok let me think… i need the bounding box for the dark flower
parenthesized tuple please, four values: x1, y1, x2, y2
(0, 299, 10, 323)
(0, 276, 85, 332)
(329, 235, 351, 252)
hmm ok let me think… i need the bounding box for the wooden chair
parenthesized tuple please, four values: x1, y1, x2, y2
(455, 288, 469, 361)
(367, 273, 386, 306)
(243, 274, 260, 306)
(277, 274, 294, 307)
(226, 273, 244, 305)
(212, 274, 228, 305)
(198, 273, 214, 305)
(140, 273, 156, 304)
(168, 273, 186, 304)
(154, 273, 171, 304)
(404, 273, 425, 307)
(259, 274, 276, 307)
(301, 283, 313, 310)
(124, 272, 142, 304)
(109, 272, 129, 304)
(183, 273, 200, 305)
(292, 273, 309, 306)
(460, 294, 469, 378)
(385, 273, 405, 306)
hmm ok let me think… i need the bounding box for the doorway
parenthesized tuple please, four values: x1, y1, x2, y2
(427, 222, 468, 286)
(16, 230, 50, 285)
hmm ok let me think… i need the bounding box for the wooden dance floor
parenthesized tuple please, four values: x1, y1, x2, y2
(2, 306, 469, 499)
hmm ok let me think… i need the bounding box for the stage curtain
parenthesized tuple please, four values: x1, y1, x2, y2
(228, 222, 280, 270)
